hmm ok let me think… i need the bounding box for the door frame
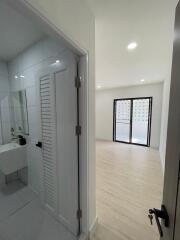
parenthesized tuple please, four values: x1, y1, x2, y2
(6, 0, 90, 238)
(113, 97, 153, 147)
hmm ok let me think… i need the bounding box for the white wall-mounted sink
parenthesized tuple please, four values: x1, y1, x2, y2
(0, 143, 27, 175)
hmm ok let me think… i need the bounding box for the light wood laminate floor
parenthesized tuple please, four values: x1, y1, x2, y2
(94, 141, 163, 240)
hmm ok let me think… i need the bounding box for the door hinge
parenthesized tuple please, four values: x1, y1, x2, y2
(76, 125, 81, 136)
(77, 209, 82, 220)
(75, 76, 81, 88)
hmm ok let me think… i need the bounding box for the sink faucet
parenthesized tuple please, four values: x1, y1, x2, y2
(11, 136, 19, 143)
(11, 128, 19, 142)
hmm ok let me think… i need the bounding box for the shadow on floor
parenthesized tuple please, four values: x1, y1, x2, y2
(1, 180, 26, 196)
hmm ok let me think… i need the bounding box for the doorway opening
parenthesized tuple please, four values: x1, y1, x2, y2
(0, 0, 89, 239)
(113, 97, 152, 147)
(95, 83, 164, 240)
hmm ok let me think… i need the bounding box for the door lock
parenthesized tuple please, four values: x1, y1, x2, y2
(148, 205, 169, 237)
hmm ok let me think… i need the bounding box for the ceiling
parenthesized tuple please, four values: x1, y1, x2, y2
(0, 0, 45, 62)
(85, 0, 178, 89)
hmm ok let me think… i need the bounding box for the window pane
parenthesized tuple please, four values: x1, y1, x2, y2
(115, 100, 131, 142)
(132, 99, 150, 145)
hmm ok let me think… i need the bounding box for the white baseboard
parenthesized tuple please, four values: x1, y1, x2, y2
(78, 217, 98, 240)
(89, 217, 98, 240)
(78, 233, 88, 240)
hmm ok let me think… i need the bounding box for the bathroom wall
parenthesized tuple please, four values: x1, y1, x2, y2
(0, 61, 10, 187)
(0, 62, 9, 93)
(0, 62, 10, 145)
(8, 37, 66, 193)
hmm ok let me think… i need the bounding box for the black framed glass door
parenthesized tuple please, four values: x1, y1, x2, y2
(113, 97, 152, 147)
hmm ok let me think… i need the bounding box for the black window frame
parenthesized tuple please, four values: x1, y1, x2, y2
(113, 97, 153, 147)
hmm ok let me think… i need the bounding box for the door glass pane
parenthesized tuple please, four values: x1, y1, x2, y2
(115, 100, 131, 142)
(132, 99, 150, 145)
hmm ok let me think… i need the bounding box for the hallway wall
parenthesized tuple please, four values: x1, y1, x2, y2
(96, 82, 163, 149)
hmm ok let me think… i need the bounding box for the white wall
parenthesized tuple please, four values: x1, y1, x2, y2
(0, 62, 9, 93)
(0, 62, 10, 144)
(8, 37, 66, 193)
(159, 2, 177, 173)
(0, 62, 10, 186)
(96, 83, 163, 149)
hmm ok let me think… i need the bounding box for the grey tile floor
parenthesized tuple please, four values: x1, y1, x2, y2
(0, 181, 76, 240)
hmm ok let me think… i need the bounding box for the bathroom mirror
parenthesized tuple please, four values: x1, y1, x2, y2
(10, 90, 29, 136)
(0, 90, 29, 145)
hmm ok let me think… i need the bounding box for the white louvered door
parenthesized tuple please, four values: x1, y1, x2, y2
(39, 73, 58, 213)
(38, 50, 79, 236)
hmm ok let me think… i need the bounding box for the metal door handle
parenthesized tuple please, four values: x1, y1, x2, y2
(36, 141, 42, 148)
(148, 205, 169, 237)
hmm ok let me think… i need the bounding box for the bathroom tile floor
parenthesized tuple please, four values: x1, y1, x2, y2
(0, 182, 76, 240)
(0, 181, 36, 222)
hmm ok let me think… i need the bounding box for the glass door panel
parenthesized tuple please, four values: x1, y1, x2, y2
(132, 98, 151, 145)
(115, 100, 131, 142)
(113, 97, 152, 146)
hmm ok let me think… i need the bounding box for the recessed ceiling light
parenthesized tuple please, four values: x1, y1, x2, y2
(14, 75, 18, 79)
(127, 42, 138, 50)
(55, 60, 60, 63)
(97, 85, 102, 89)
(20, 75, 25, 78)
(141, 79, 145, 82)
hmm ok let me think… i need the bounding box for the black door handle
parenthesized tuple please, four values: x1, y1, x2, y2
(36, 141, 42, 148)
(148, 205, 169, 237)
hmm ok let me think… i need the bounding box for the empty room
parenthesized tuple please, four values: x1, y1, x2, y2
(96, 83, 163, 239)
(86, 0, 180, 239)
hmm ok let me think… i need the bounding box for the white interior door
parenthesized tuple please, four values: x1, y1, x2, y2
(38, 50, 79, 236)
(174, 183, 180, 240)
(156, 1, 180, 239)
(164, 1, 180, 239)
(39, 72, 58, 214)
(55, 53, 79, 235)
